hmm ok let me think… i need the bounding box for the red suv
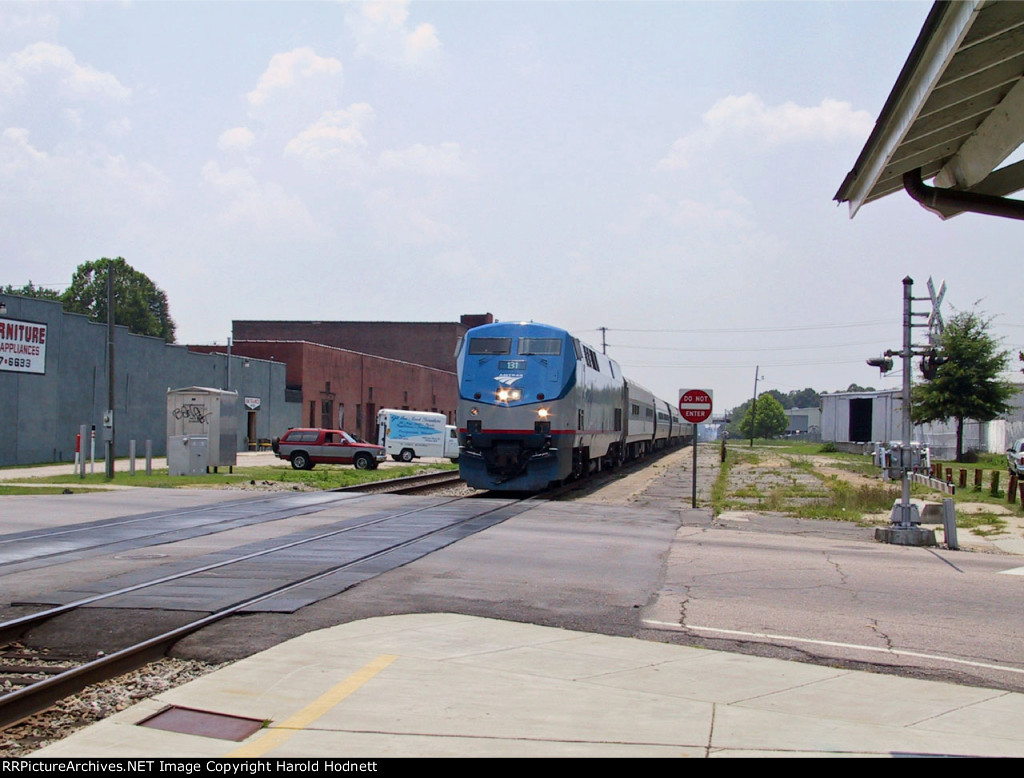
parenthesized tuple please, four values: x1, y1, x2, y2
(272, 428, 386, 470)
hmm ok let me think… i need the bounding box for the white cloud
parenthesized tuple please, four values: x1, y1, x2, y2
(107, 117, 132, 138)
(345, 0, 440, 67)
(200, 160, 326, 240)
(0, 125, 170, 222)
(283, 103, 375, 165)
(246, 47, 343, 110)
(611, 190, 756, 245)
(657, 93, 873, 171)
(366, 187, 458, 247)
(1, 42, 130, 103)
(378, 142, 471, 177)
(218, 127, 256, 153)
(0, 127, 49, 171)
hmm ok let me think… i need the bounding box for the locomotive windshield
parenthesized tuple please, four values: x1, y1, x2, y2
(517, 338, 562, 355)
(468, 337, 512, 355)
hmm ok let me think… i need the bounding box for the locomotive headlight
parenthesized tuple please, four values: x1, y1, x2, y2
(496, 388, 522, 402)
(537, 408, 550, 419)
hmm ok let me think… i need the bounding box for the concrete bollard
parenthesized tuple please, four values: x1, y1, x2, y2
(942, 498, 958, 551)
(79, 424, 88, 478)
(146, 440, 152, 475)
(129, 440, 136, 475)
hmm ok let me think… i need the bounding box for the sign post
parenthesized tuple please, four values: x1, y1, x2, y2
(679, 390, 713, 508)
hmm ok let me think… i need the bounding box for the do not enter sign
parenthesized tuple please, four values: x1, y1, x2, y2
(679, 389, 713, 424)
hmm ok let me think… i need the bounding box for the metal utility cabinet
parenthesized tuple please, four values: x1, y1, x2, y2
(166, 386, 238, 474)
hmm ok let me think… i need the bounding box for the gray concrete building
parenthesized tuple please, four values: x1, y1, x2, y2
(0, 294, 299, 467)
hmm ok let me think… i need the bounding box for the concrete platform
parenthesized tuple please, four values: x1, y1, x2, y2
(31, 613, 1024, 758)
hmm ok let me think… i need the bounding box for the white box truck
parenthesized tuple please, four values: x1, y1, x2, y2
(376, 409, 460, 462)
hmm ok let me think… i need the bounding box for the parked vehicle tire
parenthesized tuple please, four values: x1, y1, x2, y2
(354, 452, 373, 470)
(399, 448, 415, 462)
(291, 452, 313, 470)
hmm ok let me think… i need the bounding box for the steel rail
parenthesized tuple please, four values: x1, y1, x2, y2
(0, 493, 531, 730)
(0, 495, 465, 647)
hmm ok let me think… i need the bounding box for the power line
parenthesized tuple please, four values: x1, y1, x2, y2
(579, 319, 891, 335)
(619, 357, 878, 369)
(607, 339, 891, 354)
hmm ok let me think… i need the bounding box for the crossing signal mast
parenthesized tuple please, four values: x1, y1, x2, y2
(867, 277, 950, 547)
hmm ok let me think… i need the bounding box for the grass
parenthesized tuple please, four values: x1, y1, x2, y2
(714, 438, 1024, 525)
(792, 478, 901, 522)
(0, 485, 112, 495)
(955, 511, 1009, 536)
(0, 462, 459, 493)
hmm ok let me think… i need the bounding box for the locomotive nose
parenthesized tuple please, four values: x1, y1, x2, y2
(491, 442, 523, 471)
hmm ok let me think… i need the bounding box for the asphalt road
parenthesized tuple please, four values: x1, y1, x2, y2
(5, 444, 1024, 694)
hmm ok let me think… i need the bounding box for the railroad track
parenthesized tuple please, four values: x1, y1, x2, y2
(0, 489, 532, 730)
(340, 469, 465, 494)
(0, 452, 685, 730)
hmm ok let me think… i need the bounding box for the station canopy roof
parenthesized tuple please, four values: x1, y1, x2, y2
(835, 1, 1024, 220)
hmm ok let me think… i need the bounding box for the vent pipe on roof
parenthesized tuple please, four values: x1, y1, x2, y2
(903, 168, 1024, 221)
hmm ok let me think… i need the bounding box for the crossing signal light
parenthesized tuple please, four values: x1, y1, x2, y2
(920, 350, 948, 380)
(867, 356, 893, 374)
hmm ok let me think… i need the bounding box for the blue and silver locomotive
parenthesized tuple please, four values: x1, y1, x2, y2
(456, 321, 687, 492)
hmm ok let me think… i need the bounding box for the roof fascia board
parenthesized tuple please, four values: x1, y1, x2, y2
(842, 1, 983, 217)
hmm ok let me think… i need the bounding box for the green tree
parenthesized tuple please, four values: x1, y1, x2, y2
(739, 393, 788, 439)
(911, 310, 1015, 462)
(787, 387, 821, 409)
(722, 398, 752, 438)
(1, 281, 62, 301)
(61, 257, 176, 342)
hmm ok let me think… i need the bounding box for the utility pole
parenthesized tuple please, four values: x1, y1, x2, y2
(599, 326, 607, 354)
(749, 365, 760, 448)
(105, 263, 115, 479)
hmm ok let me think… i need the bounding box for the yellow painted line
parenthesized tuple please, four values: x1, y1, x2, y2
(226, 654, 399, 757)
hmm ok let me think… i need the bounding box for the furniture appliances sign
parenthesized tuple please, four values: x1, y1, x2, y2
(0, 318, 47, 374)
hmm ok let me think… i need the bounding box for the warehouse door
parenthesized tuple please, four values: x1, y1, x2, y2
(849, 398, 873, 442)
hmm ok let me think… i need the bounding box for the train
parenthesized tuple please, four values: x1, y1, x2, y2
(455, 321, 690, 492)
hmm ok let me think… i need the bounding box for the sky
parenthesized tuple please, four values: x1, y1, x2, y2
(2, 0, 1022, 413)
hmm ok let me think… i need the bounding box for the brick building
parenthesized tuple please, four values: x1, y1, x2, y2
(200, 314, 494, 441)
(233, 314, 493, 374)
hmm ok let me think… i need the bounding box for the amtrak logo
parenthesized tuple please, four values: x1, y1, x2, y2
(495, 373, 523, 386)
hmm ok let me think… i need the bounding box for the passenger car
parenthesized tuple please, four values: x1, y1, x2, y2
(1008, 439, 1024, 478)
(272, 428, 386, 470)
